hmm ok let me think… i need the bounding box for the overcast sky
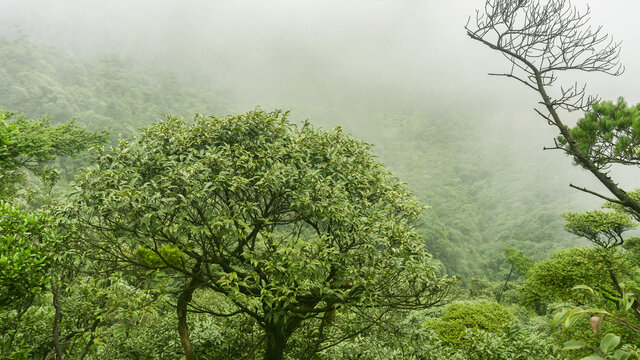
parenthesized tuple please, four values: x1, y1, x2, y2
(1, 0, 638, 194)
(1, 0, 637, 107)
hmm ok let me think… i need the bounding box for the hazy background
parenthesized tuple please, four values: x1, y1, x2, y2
(1, 0, 638, 274)
(2, 1, 638, 102)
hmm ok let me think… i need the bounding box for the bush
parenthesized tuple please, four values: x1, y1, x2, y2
(426, 300, 512, 347)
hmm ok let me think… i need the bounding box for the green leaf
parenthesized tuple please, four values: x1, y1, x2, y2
(561, 340, 586, 350)
(572, 285, 596, 295)
(581, 355, 605, 360)
(599, 333, 621, 354)
(565, 312, 583, 328)
(613, 349, 630, 360)
(551, 309, 570, 330)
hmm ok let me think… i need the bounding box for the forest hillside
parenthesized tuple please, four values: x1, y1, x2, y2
(2, 0, 639, 358)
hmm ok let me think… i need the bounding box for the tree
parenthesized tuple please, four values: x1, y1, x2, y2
(0, 106, 108, 200)
(520, 247, 633, 310)
(562, 210, 636, 249)
(426, 300, 513, 347)
(552, 202, 640, 359)
(466, 6, 640, 350)
(0, 106, 111, 359)
(562, 200, 640, 323)
(497, 248, 533, 303)
(465, 0, 640, 220)
(0, 201, 58, 324)
(65, 109, 452, 360)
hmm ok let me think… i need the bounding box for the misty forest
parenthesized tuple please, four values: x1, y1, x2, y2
(2, 0, 640, 359)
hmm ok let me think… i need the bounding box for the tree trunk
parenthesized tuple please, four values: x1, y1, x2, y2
(263, 329, 288, 360)
(177, 270, 201, 360)
(51, 282, 64, 360)
(497, 266, 514, 304)
(262, 314, 304, 360)
(535, 75, 640, 220)
(632, 300, 640, 323)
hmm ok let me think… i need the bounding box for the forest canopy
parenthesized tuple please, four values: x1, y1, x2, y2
(63, 109, 452, 359)
(1, 0, 640, 358)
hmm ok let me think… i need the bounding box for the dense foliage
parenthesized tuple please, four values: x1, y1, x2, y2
(466, 0, 640, 357)
(63, 109, 451, 359)
(367, 110, 578, 279)
(0, 35, 581, 281)
(1, 2, 640, 355)
(0, 35, 226, 137)
(427, 301, 512, 346)
(0, 201, 57, 312)
(0, 107, 106, 199)
(563, 98, 640, 173)
(521, 247, 631, 309)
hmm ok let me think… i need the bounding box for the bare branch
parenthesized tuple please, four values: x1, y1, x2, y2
(466, 0, 623, 111)
(467, 0, 640, 219)
(569, 184, 623, 204)
(488, 72, 539, 91)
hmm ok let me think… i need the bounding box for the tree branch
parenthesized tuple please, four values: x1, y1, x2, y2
(569, 184, 623, 204)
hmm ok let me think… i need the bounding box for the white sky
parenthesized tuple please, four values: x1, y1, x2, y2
(1, 0, 638, 195)
(1, 0, 637, 106)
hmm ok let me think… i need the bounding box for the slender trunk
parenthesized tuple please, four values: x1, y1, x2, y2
(609, 270, 622, 295)
(632, 300, 640, 323)
(600, 254, 623, 310)
(497, 266, 514, 304)
(51, 282, 64, 360)
(78, 318, 100, 360)
(263, 329, 287, 360)
(177, 268, 201, 360)
(6, 293, 34, 349)
(607, 268, 624, 310)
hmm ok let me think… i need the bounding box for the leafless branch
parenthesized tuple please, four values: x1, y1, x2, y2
(467, 0, 640, 219)
(569, 184, 622, 204)
(466, 0, 623, 113)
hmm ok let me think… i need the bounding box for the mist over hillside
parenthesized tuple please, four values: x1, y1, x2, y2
(1, 0, 627, 276)
(3, 1, 640, 358)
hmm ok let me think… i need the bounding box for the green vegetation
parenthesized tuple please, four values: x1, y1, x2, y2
(564, 98, 640, 178)
(0, 107, 106, 199)
(368, 109, 576, 279)
(427, 301, 513, 346)
(467, 0, 640, 357)
(0, 35, 226, 136)
(1, 0, 640, 358)
(521, 247, 631, 309)
(64, 109, 451, 359)
(0, 202, 58, 312)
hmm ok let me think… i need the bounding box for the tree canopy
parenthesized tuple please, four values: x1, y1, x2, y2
(562, 210, 636, 249)
(564, 98, 640, 171)
(0, 107, 107, 200)
(0, 201, 58, 312)
(65, 109, 451, 360)
(520, 247, 631, 309)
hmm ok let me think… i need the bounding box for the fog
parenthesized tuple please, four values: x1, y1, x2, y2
(3, 1, 638, 96)
(1, 0, 639, 262)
